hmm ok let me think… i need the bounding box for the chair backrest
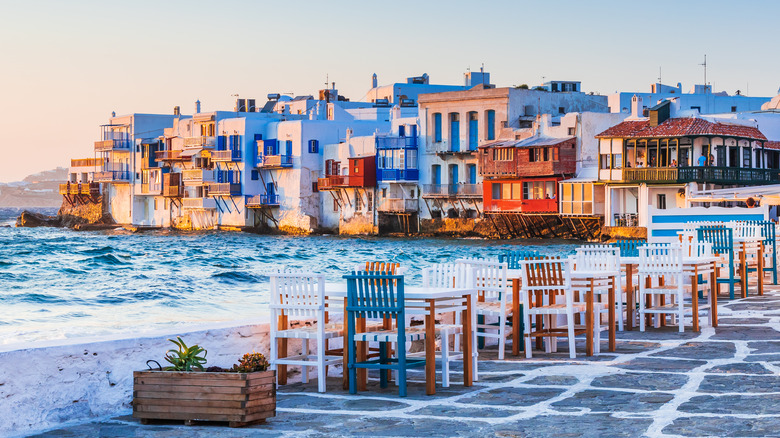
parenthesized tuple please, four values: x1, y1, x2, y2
(498, 250, 541, 270)
(610, 239, 646, 257)
(697, 225, 733, 255)
(344, 271, 405, 320)
(682, 240, 713, 258)
(743, 220, 775, 246)
(519, 257, 573, 306)
(422, 262, 475, 289)
(456, 258, 508, 300)
(364, 261, 399, 274)
(682, 221, 723, 234)
(638, 243, 683, 275)
(575, 245, 620, 272)
(269, 272, 326, 317)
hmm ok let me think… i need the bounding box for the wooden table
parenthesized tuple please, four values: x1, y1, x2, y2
(620, 256, 719, 331)
(507, 268, 617, 357)
(317, 283, 477, 396)
(733, 237, 764, 297)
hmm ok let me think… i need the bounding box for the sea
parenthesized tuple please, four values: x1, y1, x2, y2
(0, 207, 579, 347)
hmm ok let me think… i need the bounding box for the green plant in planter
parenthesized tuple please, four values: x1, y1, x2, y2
(231, 351, 270, 373)
(164, 337, 207, 371)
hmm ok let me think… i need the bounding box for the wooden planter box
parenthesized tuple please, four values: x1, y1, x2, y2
(133, 370, 276, 427)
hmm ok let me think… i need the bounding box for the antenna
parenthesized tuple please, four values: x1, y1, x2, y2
(325, 74, 329, 90)
(658, 66, 662, 84)
(699, 55, 708, 93)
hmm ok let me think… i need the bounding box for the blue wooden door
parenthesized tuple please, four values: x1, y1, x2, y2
(433, 165, 441, 185)
(266, 182, 275, 197)
(285, 140, 293, 156)
(469, 164, 477, 184)
(450, 115, 460, 152)
(468, 113, 478, 151)
(450, 165, 458, 185)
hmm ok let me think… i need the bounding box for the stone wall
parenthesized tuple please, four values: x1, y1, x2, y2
(419, 218, 495, 237)
(0, 321, 282, 436)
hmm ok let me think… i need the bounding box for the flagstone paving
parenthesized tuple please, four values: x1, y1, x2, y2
(31, 282, 780, 437)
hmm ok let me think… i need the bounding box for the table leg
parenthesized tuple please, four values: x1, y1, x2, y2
(425, 299, 436, 395)
(463, 293, 473, 387)
(278, 312, 288, 385)
(512, 278, 521, 356)
(609, 276, 616, 352)
(357, 317, 367, 391)
(758, 242, 765, 296)
(711, 262, 718, 327)
(586, 281, 594, 357)
(740, 243, 747, 298)
(692, 266, 700, 332)
(383, 316, 392, 381)
(626, 264, 634, 331)
(645, 277, 653, 327)
(659, 276, 666, 327)
(342, 298, 348, 390)
(535, 291, 543, 351)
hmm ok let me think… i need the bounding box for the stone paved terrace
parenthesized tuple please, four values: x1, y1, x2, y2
(32, 282, 780, 437)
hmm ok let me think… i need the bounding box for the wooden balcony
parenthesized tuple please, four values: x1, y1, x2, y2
(622, 167, 678, 184)
(182, 169, 214, 185)
(246, 194, 280, 208)
(94, 170, 130, 183)
(211, 149, 242, 162)
(162, 185, 182, 197)
(377, 198, 417, 213)
(207, 183, 242, 196)
(155, 150, 183, 161)
(70, 158, 105, 168)
(183, 136, 216, 149)
(94, 139, 132, 152)
(678, 166, 780, 186)
(422, 184, 482, 198)
(59, 182, 100, 196)
(182, 198, 217, 210)
(377, 168, 419, 182)
(257, 154, 293, 168)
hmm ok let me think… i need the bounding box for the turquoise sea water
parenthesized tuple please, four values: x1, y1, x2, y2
(0, 208, 579, 346)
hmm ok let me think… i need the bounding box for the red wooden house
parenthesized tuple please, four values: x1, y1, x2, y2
(319, 156, 376, 190)
(479, 136, 576, 213)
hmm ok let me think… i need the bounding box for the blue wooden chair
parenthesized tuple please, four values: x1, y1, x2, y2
(746, 221, 778, 285)
(344, 271, 425, 397)
(609, 239, 646, 258)
(499, 250, 541, 269)
(697, 225, 739, 299)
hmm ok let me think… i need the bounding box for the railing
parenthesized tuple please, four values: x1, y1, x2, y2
(246, 194, 280, 207)
(94, 171, 130, 182)
(162, 184, 182, 197)
(521, 199, 558, 213)
(183, 136, 216, 149)
(622, 167, 678, 183)
(678, 166, 780, 185)
(182, 169, 214, 184)
(376, 136, 418, 149)
(207, 182, 242, 196)
(70, 158, 104, 168)
(432, 144, 476, 154)
(377, 168, 419, 182)
(211, 149, 242, 162)
(94, 139, 132, 151)
(155, 150, 182, 161)
(59, 183, 100, 196)
(422, 184, 482, 198)
(182, 198, 217, 209)
(257, 154, 293, 168)
(378, 198, 417, 213)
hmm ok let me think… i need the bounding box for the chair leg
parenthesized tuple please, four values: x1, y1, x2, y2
(594, 309, 601, 355)
(301, 339, 309, 384)
(442, 332, 450, 388)
(729, 265, 735, 300)
(398, 345, 407, 397)
(639, 275, 646, 332)
(524, 310, 533, 359)
(678, 289, 685, 333)
(453, 312, 461, 353)
(567, 311, 577, 359)
(317, 336, 326, 393)
(498, 315, 506, 360)
(617, 278, 625, 332)
(379, 341, 388, 389)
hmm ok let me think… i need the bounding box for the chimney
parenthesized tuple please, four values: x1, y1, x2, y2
(173, 106, 180, 116)
(372, 73, 378, 88)
(195, 100, 201, 114)
(630, 95, 643, 118)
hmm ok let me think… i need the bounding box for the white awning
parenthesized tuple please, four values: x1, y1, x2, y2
(179, 148, 202, 158)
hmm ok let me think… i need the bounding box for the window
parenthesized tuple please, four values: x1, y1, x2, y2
(355, 190, 363, 210)
(493, 148, 514, 161)
(691, 106, 701, 112)
(154, 198, 158, 210)
(657, 194, 667, 210)
(382, 188, 387, 198)
(406, 149, 418, 169)
(251, 170, 259, 180)
(229, 134, 240, 151)
(612, 154, 623, 169)
(486, 110, 496, 140)
(333, 198, 339, 211)
(543, 148, 549, 161)
(755, 148, 762, 168)
(512, 183, 522, 200)
(600, 154, 610, 169)
(492, 183, 501, 200)
(433, 113, 442, 142)
(502, 183, 512, 200)
(568, 127, 575, 136)
(558, 107, 565, 114)
(731, 106, 737, 112)
(743, 147, 752, 168)
(367, 192, 373, 211)
(308, 139, 319, 153)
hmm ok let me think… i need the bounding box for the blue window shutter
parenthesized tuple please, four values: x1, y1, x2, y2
(254, 133, 262, 141)
(218, 135, 226, 151)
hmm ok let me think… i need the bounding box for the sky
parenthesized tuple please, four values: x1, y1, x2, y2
(1, 0, 779, 182)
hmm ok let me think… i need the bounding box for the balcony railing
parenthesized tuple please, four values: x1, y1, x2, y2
(59, 182, 100, 196)
(182, 169, 214, 184)
(377, 168, 419, 182)
(182, 198, 217, 209)
(162, 184, 182, 197)
(246, 194, 280, 207)
(70, 158, 105, 168)
(94, 139, 132, 152)
(433, 143, 477, 155)
(155, 150, 183, 161)
(94, 171, 131, 183)
(378, 198, 417, 213)
(622, 167, 678, 183)
(422, 184, 482, 198)
(678, 166, 780, 185)
(257, 154, 293, 168)
(207, 182, 242, 196)
(376, 136, 418, 149)
(183, 136, 216, 149)
(211, 149, 242, 162)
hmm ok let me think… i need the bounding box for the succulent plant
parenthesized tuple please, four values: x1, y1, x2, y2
(163, 337, 207, 371)
(231, 351, 270, 373)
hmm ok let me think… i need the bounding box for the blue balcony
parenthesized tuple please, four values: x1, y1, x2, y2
(94, 139, 132, 152)
(257, 154, 293, 169)
(377, 168, 419, 182)
(246, 194, 280, 207)
(211, 149, 242, 162)
(376, 136, 418, 149)
(207, 183, 242, 196)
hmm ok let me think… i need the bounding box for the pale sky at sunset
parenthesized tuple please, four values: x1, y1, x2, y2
(1, 0, 779, 182)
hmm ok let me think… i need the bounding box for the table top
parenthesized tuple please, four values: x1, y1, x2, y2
(620, 256, 720, 265)
(507, 268, 619, 280)
(324, 282, 475, 300)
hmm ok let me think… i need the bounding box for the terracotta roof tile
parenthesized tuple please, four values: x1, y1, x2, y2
(765, 141, 780, 150)
(596, 118, 766, 141)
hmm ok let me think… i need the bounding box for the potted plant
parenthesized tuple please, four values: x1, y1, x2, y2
(133, 337, 276, 427)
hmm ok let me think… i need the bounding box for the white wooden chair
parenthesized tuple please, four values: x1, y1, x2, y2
(415, 262, 476, 387)
(455, 258, 510, 362)
(520, 258, 601, 359)
(573, 246, 624, 332)
(269, 272, 343, 392)
(638, 244, 687, 332)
